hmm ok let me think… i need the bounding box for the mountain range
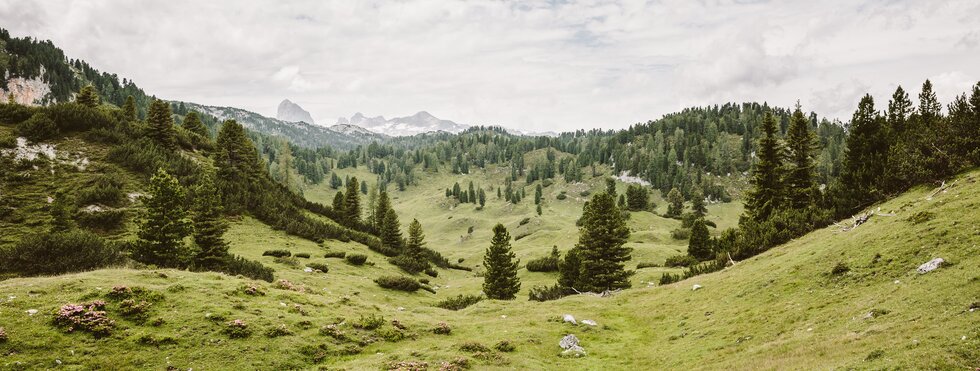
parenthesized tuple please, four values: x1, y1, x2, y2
(336, 111, 469, 137)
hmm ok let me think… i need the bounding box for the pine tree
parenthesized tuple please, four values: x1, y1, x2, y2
(122, 95, 138, 121)
(215, 119, 261, 213)
(691, 187, 707, 218)
(745, 110, 785, 221)
(191, 170, 229, 270)
(558, 248, 582, 288)
(344, 176, 361, 224)
(536, 203, 542, 215)
(403, 219, 429, 269)
(784, 104, 817, 209)
(497, 187, 502, 199)
(570, 192, 632, 292)
(374, 191, 392, 229)
(666, 187, 684, 217)
(886, 86, 914, 139)
(468, 182, 476, 204)
(332, 191, 345, 214)
(534, 184, 542, 205)
(76, 85, 100, 108)
(838, 94, 887, 212)
(134, 168, 191, 268)
(688, 218, 712, 261)
(182, 111, 209, 139)
(478, 188, 486, 208)
(482, 223, 521, 300)
(147, 99, 177, 150)
(380, 208, 403, 252)
(606, 178, 616, 196)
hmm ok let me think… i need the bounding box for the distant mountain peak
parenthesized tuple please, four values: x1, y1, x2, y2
(337, 111, 468, 136)
(277, 99, 315, 125)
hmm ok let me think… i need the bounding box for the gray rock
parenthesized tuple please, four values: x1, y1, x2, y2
(559, 334, 580, 350)
(277, 99, 315, 125)
(581, 319, 597, 326)
(692, 284, 703, 291)
(916, 258, 944, 274)
(559, 347, 587, 358)
(563, 314, 577, 325)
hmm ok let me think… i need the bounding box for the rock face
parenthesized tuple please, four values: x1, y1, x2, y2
(0, 74, 52, 105)
(276, 99, 315, 124)
(916, 258, 944, 274)
(337, 111, 468, 137)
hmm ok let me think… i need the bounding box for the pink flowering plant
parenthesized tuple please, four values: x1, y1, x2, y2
(52, 301, 114, 337)
(223, 319, 252, 338)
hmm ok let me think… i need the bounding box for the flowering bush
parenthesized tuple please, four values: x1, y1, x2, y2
(240, 284, 265, 296)
(53, 301, 114, 337)
(0, 327, 7, 343)
(223, 319, 251, 338)
(319, 324, 347, 340)
(387, 361, 429, 371)
(432, 322, 451, 335)
(264, 324, 293, 338)
(273, 279, 307, 292)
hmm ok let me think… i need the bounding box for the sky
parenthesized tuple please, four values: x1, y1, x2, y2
(1, 0, 978, 132)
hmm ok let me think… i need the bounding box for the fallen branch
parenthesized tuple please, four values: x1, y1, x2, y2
(570, 288, 622, 297)
(925, 180, 956, 200)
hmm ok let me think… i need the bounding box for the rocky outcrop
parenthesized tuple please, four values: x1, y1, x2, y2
(1, 73, 52, 105)
(276, 99, 315, 124)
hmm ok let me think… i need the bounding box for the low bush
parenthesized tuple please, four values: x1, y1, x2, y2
(526, 246, 561, 272)
(519, 217, 531, 226)
(265, 324, 293, 338)
(664, 254, 698, 268)
(377, 327, 407, 342)
(435, 294, 483, 311)
(224, 319, 251, 338)
(76, 209, 127, 231)
(239, 284, 266, 296)
(262, 249, 291, 258)
(294, 252, 311, 259)
(221, 255, 275, 282)
(0, 327, 7, 343)
(352, 314, 385, 330)
(432, 322, 451, 335)
(273, 256, 300, 267)
(659, 272, 681, 285)
(0, 230, 121, 276)
(17, 111, 59, 141)
(389, 255, 430, 274)
(306, 262, 329, 273)
(419, 278, 430, 285)
(447, 263, 473, 272)
(119, 299, 153, 322)
(323, 251, 346, 259)
(459, 342, 490, 353)
(528, 284, 573, 302)
(635, 262, 659, 269)
(76, 174, 126, 207)
(670, 228, 690, 240)
(53, 301, 114, 337)
(319, 324, 347, 340)
(494, 340, 516, 352)
(556, 191, 567, 200)
(374, 275, 421, 292)
(831, 262, 850, 276)
(345, 253, 368, 265)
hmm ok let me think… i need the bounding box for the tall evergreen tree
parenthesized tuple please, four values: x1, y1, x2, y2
(478, 188, 486, 208)
(534, 184, 543, 205)
(332, 191, 345, 213)
(134, 168, 191, 268)
(886, 86, 914, 139)
(403, 219, 429, 268)
(666, 187, 684, 217)
(380, 208, 403, 252)
(605, 178, 616, 197)
(690, 187, 707, 218)
(344, 176, 361, 224)
(482, 223, 521, 300)
(191, 170, 229, 270)
(215, 120, 261, 213)
(468, 181, 476, 204)
(76, 85, 100, 108)
(567, 192, 632, 292)
(838, 94, 887, 211)
(745, 110, 786, 221)
(688, 218, 712, 261)
(374, 190, 392, 229)
(784, 104, 817, 209)
(122, 95, 138, 121)
(182, 111, 209, 139)
(147, 99, 178, 150)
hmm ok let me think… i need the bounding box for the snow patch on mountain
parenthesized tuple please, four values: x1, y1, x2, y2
(337, 111, 468, 136)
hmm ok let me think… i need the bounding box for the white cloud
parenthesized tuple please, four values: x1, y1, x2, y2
(1, 0, 978, 132)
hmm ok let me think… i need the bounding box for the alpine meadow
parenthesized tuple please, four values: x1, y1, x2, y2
(0, 1, 979, 370)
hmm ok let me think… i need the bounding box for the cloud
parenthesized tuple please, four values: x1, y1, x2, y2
(1, 0, 978, 132)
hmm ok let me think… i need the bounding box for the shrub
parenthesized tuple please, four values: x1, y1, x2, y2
(389, 255, 429, 275)
(306, 262, 329, 273)
(324, 251, 346, 259)
(273, 279, 306, 292)
(435, 294, 483, 311)
(664, 254, 698, 268)
(659, 272, 681, 285)
(831, 262, 850, 276)
(579, 190, 590, 197)
(76, 175, 126, 207)
(635, 262, 659, 269)
(0, 132, 16, 148)
(0, 230, 121, 276)
(352, 314, 385, 330)
(75, 208, 127, 231)
(273, 256, 300, 267)
(262, 249, 291, 257)
(224, 319, 251, 338)
(0, 327, 6, 343)
(221, 255, 275, 282)
(0, 102, 37, 125)
(265, 324, 293, 338)
(526, 247, 561, 272)
(239, 284, 265, 296)
(459, 342, 490, 353)
(294, 252, 311, 259)
(345, 253, 368, 265)
(494, 340, 516, 352)
(53, 301, 114, 337)
(432, 322, 451, 335)
(528, 284, 572, 302)
(118, 299, 153, 322)
(374, 276, 421, 292)
(670, 228, 690, 240)
(907, 211, 934, 225)
(424, 268, 438, 277)
(556, 191, 567, 200)
(17, 112, 58, 141)
(448, 263, 473, 272)
(377, 326, 407, 342)
(519, 217, 531, 226)
(319, 324, 347, 340)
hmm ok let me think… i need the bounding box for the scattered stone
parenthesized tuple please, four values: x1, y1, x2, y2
(581, 319, 597, 326)
(26, 309, 38, 316)
(559, 334, 580, 350)
(894, 280, 900, 284)
(46, 196, 53, 203)
(397, 307, 405, 311)
(692, 284, 702, 291)
(916, 258, 944, 274)
(560, 348, 587, 358)
(500, 315, 507, 319)
(562, 314, 577, 325)
(303, 267, 313, 273)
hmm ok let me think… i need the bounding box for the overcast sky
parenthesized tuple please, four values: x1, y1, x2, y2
(2, 0, 978, 132)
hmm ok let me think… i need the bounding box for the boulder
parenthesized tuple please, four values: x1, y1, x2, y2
(916, 258, 944, 274)
(692, 284, 702, 291)
(559, 334, 580, 350)
(581, 319, 597, 326)
(562, 314, 577, 325)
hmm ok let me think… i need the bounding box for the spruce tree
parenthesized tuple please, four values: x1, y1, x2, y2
(534, 184, 542, 205)
(785, 104, 817, 209)
(332, 191, 345, 214)
(134, 168, 191, 268)
(122, 95, 137, 121)
(571, 192, 632, 292)
(344, 176, 361, 224)
(374, 191, 392, 229)
(745, 110, 785, 221)
(404, 219, 429, 269)
(558, 248, 582, 288)
(76, 85, 100, 108)
(478, 188, 486, 207)
(147, 99, 178, 150)
(215, 119, 261, 213)
(482, 223, 521, 300)
(191, 170, 229, 270)
(468, 181, 476, 204)
(666, 187, 684, 217)
(182, 111, 209, 139)
(838, 94, 887, 211)
(380, 208, 403, 252)
(605, 178, 616, 197)
(691, 188, 707, 218)
(688, 218, 712, 261)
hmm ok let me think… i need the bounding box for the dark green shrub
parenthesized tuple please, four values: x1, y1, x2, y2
(0, 103, 37, 125)
(635, 262, 658, 269)
(221, 255, 275, 282)
(459, 342, 490, 353)
(324, 251, 346, 258)
(419, 278, 430, 285)
(16, 112, 58, 141)
(223, 319, 251, 338)
(424, 268, 438, 277)
(659, 272, 681, 285)
(831, 262, 850, 276)
(664, 254, 698, 268)
(526, 247, 561, 272)
(262, 249, 291, 258)
(374, 275, 421, 292)
(389, 255, 430, 275)
(76, 175, 126, 207)
(579, 190, 590, 197)
(0, 132, 17, 148)
(670, 228, 690, 240)
(294, 252, 311, 259)
(528, 284, 572, 302)
(75, 209, 127, 231)
(432, 322, 451, 335)
(519, 217, 531, 226)
(352, 314, 385, 330)
(447, 263, 473, 272)
(556, 191, 567, 200)
(306, 263, 329, 273)
(435, 294, 483, 311)
(265, 324, 293, 338)
(494, 340, 516, 352)
(0, 230, 121, 276)
(273, 256, 299, 267)
(345, 253, 368, 265)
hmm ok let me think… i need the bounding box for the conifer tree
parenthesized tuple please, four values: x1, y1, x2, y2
(558, 248, 582, 288)
(666, 187, 684, 217)
(344, 176, 361, 224)
(403, 219, 429, 268)
(536, 203, 542, 215)
(147, 99, 178, 150)
(215, 119, 261, 213)
(570, 192, 632, 292)
(468, 181, 476, 204)
(380, 208, 403, 252)
(191, 170, 229, 270)
(122, 95, 138, 121)
(691, 188, 707, 218)
(745, 110, 785, 221)
(76, 85, 100, 108)
(134, 168, 191, 268)
(478, 188, 486, 208)
(688, 218, 712, 261)
(482, 223, 521, 300)
(785, 104, 817, 209)
(182, 111, 209, 139)
(886, 86, 914, 138)
(49, 192, 75, 232)
(332, 191, 345, 213)
(838, 94, 887, 211)
(374, 190, 392, 229)
(534, 184, 542, 205)
(606, 178, 616, 197)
